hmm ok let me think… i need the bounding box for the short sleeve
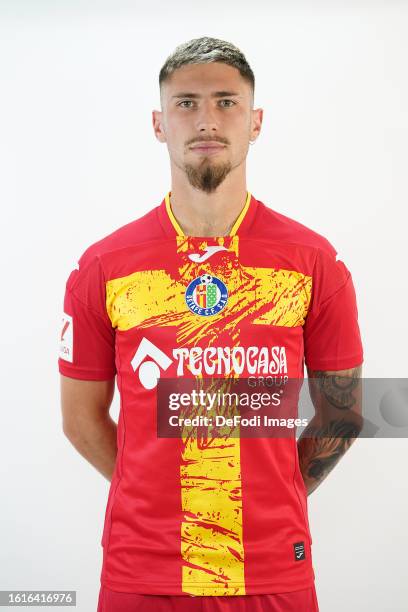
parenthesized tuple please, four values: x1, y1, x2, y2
(58, 252, 116, 381)
(303, 248, 364, 371)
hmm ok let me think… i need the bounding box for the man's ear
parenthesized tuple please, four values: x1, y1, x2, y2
(152, 110, 167, 143)
(250, 107, 263, 143)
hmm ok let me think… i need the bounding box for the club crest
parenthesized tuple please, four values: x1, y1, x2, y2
(185, 274, 228, 316)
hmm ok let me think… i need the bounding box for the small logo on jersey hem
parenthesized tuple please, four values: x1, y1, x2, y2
(293, 541, 306, 561)
(185, 274, 228, 317)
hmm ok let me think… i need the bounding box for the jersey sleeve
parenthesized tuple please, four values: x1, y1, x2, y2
(303, 247, 364, 371)
(58, 250, 116, 381)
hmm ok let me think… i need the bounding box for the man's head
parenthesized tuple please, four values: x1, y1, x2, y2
(153, 37, 263, 194)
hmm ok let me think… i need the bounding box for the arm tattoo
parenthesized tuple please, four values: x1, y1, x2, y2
(309, 369, 360, 410)
(298, 365, 363, 496)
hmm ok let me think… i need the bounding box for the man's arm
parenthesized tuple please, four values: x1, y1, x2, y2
(60, 375, 117, 482)
(297, 364, 363, 496)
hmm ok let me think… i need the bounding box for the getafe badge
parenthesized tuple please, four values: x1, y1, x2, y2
(185, 273, 228, 316)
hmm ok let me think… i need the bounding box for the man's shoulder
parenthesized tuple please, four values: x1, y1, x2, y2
(254, 198, 338, 258)
(76, 203, 163, 268)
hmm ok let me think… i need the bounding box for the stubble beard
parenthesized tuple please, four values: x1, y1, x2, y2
(184, 159, 232, 194)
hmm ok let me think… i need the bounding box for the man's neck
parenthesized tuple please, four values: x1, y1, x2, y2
(169, 176, 248, 237)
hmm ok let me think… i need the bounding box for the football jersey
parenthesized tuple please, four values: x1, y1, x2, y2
(58, 192, 363, 596)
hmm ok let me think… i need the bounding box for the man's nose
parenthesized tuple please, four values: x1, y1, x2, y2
(195, 101, 219, 132)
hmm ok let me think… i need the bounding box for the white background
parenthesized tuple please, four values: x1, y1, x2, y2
(1, 1, 407, 610)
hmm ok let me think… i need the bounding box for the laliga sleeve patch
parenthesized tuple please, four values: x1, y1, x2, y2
(59, 313, 73, 362)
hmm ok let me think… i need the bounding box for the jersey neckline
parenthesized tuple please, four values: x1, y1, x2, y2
(157, 191, 258, 239)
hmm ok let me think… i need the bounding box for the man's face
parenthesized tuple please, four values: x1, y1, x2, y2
(153, 62, 262, 193)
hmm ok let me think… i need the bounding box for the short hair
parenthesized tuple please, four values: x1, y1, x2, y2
(159, 36, 255, 94)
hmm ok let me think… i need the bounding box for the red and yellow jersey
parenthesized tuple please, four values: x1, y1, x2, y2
(58, 192, 363, 596)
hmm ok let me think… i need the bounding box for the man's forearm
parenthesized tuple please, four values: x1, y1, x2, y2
(64, 416, 118, 482)
(297, 414, 361, 496)
(297, 366, 363, 496)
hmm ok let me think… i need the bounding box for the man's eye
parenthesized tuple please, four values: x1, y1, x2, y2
(219, 99, 235, 107)
(178, 100, 194, 108)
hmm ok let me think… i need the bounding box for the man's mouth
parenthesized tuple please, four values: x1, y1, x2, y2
(189, 141, 227, 154)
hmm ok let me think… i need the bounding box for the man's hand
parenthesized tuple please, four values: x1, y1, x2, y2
(298, 364, 363, 496)
(60, 375, 117, 482)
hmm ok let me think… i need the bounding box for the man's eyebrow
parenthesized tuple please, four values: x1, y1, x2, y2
(171, 91, 241, 99)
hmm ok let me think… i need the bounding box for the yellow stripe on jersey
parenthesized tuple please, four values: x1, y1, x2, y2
(165, 192, 185, 236)
(105, 247, 311, 333)
(180, 431, 245, 595)
(229, 191, 251, 237)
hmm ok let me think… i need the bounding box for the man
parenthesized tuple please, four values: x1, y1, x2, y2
(59, 37, 363, 612)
